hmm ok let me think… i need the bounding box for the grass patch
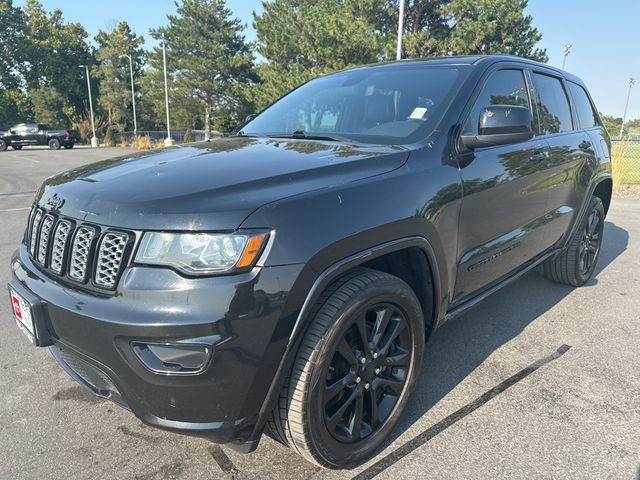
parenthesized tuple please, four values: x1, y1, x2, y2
(612, 142, 640, 186)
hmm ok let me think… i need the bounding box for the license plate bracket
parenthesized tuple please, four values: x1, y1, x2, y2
(7, 283, 52, 347)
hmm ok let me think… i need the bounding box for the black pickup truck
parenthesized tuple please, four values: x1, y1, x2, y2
(0, 123, 80, 151)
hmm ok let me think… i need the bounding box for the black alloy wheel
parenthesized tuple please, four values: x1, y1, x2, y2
(544, 195, 605, 286)
(267, 268, 425, 468)
(578, 208, 602, 276)
(323, 302, 412, 443)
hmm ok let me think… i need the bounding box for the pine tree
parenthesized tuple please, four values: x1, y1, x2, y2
(94, 21, 145, 131)
(149, 0, 255, 137)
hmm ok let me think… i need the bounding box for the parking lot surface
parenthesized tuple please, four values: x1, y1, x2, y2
(1, 147, 639, 479)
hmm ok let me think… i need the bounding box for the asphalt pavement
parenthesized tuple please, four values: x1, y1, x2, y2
(1, 146, 639, 479)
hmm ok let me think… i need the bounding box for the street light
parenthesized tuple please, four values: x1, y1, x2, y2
(619, 77, 636, 140)
(562, 43, 572, 70)
(161, 34, 173, 146)
(396, 0, 405, 60)
(78, 64, 99, 148)
(118, 54, 137, 136)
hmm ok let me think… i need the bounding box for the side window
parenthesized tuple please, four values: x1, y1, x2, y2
(463, 69, 529, 135)
(531, 73, 572, 135)
(568, 82, 598, 128)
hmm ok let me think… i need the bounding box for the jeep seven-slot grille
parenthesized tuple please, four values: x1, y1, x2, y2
(26, 206, 130, 290)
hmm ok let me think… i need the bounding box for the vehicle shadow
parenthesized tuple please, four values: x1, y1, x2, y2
(390, 220, 629, 444)
(231, 221, 628, 477)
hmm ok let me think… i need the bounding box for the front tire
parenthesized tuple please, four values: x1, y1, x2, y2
(544, 195, 605, 286)
(268, 268, 425, 469)
(0, 139, 7, 151)
(48, 138, 61, 150)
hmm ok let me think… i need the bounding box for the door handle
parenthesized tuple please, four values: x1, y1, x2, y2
(530, 150, 549, 162)
(579, 140, 592, 150)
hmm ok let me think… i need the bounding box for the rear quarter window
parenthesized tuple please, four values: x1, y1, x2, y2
(568, 82, 599, 128)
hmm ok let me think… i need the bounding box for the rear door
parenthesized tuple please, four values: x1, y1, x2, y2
(453, 67, 551, 302)
(529, 71, 599, 250)
(21, 124, 40, 145)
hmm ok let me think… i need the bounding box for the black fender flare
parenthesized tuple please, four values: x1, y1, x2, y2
(561, 172, 612, 250)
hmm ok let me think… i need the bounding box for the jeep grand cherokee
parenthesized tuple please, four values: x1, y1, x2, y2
(8, 55, 611, 469)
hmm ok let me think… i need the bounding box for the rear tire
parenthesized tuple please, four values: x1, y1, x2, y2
(48, 138, 61, 150)
(544, 196, 604, 286)
(63, 143, 74, 149)
(0, 139, 7, 151)
(268, 268, 425, 469)
(11, 145, 22, 150)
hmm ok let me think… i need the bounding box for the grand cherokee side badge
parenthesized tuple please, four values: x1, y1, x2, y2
(46, 193, 65, 210)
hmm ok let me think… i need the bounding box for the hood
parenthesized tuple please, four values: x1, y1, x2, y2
(36, 137, 409, 230)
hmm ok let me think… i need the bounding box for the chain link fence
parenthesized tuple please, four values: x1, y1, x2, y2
(611, 139, 640, 185)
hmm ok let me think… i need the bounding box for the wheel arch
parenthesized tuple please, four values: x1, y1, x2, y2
(562, 173, 612, 250)
(593, 177, 612, 216)
(245, 235, 444, 451)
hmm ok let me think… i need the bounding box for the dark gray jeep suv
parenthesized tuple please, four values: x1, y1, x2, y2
(8, 55, 611, 468)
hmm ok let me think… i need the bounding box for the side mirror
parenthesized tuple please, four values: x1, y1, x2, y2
(461, 105, 534, 150)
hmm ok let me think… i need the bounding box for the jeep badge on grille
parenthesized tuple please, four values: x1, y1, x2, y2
(45, 193, 65, 211)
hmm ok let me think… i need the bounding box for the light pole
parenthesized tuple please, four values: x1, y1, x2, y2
(562, 43, 572, 70)
(119, 54, 137, 136)
(619, 77, 636, 140)
(396, 0, 405, 60)
(161, 34, 174, 146)
(78, 65, 99, 148)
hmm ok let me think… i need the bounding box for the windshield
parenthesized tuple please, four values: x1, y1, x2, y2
(242, 64, 468, 145)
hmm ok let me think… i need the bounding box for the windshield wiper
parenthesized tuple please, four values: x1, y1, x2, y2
(268, 130, 352, 143)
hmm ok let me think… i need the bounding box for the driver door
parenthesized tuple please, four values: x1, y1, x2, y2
(453, 68, 550, 303)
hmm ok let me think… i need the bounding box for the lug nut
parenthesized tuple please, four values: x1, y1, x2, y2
(373, 352, 378, 359)
(360, 357, 366, 364)
(375, 368, 381, 375)
(364, 383, 370, 390)
(355, 376, 361, 384)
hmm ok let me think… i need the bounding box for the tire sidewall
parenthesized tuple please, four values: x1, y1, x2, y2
(304, 278, 424, 468)
(0, 139, 6, 151)
(48, 138, 60, 150)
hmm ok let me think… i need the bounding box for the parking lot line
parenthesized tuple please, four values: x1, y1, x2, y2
(352, 344, 572, 480)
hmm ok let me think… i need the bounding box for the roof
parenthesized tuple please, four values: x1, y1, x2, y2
(345, 54, 584, 84)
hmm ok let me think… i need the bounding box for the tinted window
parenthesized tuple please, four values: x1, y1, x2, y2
(532, 73, 572, 135)
(568, 82, 598, 128)
(242, 65, 468, 145)
(463, 69, 529, 135)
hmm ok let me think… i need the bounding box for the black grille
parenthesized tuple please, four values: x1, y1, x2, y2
(26, 206, 131, 290)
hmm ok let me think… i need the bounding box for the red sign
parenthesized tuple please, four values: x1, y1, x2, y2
(11, 294, 23, 320)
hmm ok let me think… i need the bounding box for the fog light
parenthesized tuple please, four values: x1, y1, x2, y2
(132, 342, 212, 375)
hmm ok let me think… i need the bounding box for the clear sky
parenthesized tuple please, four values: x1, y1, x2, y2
(17, 0, 640, 119)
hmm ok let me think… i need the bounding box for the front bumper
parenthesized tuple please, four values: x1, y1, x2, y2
(10, 244, 306, 446)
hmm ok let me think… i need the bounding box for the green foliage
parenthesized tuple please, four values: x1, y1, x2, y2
(94, 21, 145, 131)
(252, 0, 548, 109)
(31, 86, 69, 126)
(0, 89, 32, 129)
(23, 0, 94, 120)
(0, 0, 552, 134)
(0, 0, 29, 91)
(444, 0, 547, 61)
(252, 0, 384, 109)
(148, 0, 256, 136)
(103, 125, 115, 146)
(601, 114, 624, 138)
